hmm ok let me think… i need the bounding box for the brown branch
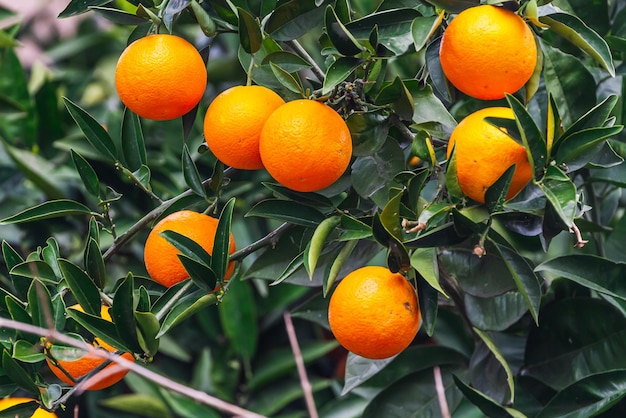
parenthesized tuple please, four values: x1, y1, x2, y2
(433, 366, 451, 418)
(284, 312, 318, 418)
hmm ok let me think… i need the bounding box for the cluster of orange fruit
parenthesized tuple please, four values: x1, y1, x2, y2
(440, 5, 537, 203)
(115, 34, 352, 194)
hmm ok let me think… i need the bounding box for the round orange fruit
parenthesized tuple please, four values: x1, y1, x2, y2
(0, 397, 57, 417)
(115, 34, 207, 120)
(144, 210, 236, 288)
(439, 5, 537, 100)
(259, 99, 352, 192)
(447, 107, 532, 203)
(46, 305, 134, 391)
(204, 85, 285, 170)
(328, 266, 421, 359)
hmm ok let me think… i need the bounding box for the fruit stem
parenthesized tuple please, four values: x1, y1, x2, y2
(286, 39, 325, 82)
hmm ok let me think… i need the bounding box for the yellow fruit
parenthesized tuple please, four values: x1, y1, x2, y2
(328, 266, 421, 359)
(259, 99, 352, 192)
(447, 107, 532, 203)
(0, 397, 57, 417)
(439, 5, 537, 100)
(144, 210, 236, 288)
(204, 85, 285, 170)
(115, 34, 207, 120)
(46, 305, 133, 391)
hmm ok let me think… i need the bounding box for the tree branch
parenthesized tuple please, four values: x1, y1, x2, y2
(230, 222, 291, 261)
(284, 312, 318, 418)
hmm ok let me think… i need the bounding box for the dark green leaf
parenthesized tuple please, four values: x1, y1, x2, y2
(10, 261, 58, 285)
(408, 82, 457, 135)
(453, 376, 525, 418)
(245, 199, 325, 227)
(135, 311, 160, 356)
(58, 258, 101, 316)
(506, 93, 547, 181)
(539, 12, 615, 76)
(485, 165, 516, 213)
(411, 14, 442, 52)
(181, 144, 206, 198)
(324, 5, 364, 56)
(261, 51, 312, 72)
(212, 198, 235, 283)
(0, 200, 93, 225)
(112, 273, 143, 354)
(265, 0, 327, 41)
(58, 0, 109, 17)
(423, 0, 479, 13)
(473, 328, 515, 404)
(322, 57, 362, 96)
(375, 77, 414, 121)
(2, 241, 24, 274)
(269, 62, 305, 95)
(538, 165, 577, 228)
(346, 8, 421, 55)
(405, 222, 468, 248)
(84, 238, 106, 290)
(0, 402, 39, 418)
(13, 340, 46, 363)
(90, 6, 148, 25)
(218, 278, 257, 361)
(6, 296, 34, 343)
(178, 255, 217, 291)
(465, 291, 529, 332)
(555, 126, 623, 170)
(556, 94, 619, 147)
(238, 7, 262, 54)
(346, 109, 389, 157)
(63, 97, 117, 162)
(2, 350, 38, 394)
(71, 150, 101, 199)
(66, 307, 132, 353)
(99, 394, 172, 418)
(27, 280, 54, 328)
(157, 292, 218, 337)
(160, 230, 213, 267)
(121, 107, 147, 172)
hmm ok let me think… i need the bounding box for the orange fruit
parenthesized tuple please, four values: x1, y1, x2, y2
(204, 85, 286, 170)
(46, 305, 134, 391)
(0, 397, 57, 417)
(115, 34, 207, 120)
(447, 107, 532, 203)
(144, 210, 236, 288)
(328, 266, 421, 359)
(259, 99, 352, 192)
(439, 5, 537, 100)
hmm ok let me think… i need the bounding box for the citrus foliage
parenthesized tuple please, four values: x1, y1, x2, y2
(1, 0, 626, 417)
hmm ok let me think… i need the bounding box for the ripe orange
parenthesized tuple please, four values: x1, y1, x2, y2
(46, 305, 134, 391)
(204, 85, 286, 170)
(259, 99, 352, 192)
(144, 210, 236, 288)
(0, 397, 57, 417)
(328, 266, 421, 359)
(439, 5, 537, 100)
(447, 107, 532, 203)
(115, 34, 207, 120)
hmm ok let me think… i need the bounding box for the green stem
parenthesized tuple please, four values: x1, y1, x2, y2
(230, 222, 292, 261)
(153, 280, 194, 322)
(246, 56, 255, 86)
(286, 40, 325, 82)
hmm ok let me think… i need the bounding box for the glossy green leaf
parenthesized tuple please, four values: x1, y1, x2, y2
(246, 377, 331, 416)
(375, 77, 414, 121)
(346, 109, 389, 157)
(536, 370, 626, 418)
(10, 261, 58, 285)
(178, 255, 217, 291)
(261, 51, 312, 72)
(0, 200, 93, 225)
(555, 126, 623, 170)
(63, 97, 117, 162)
(265, 0, 326, 41)
(112, 273, 143, 354)
(556, 94, 619, 148)
(121, 107, 147, 172)
(408, 83, 457, 137)
(473, 328, 515, 404)
(324, 5, 364, 56)
(66, 307, 132, 353)
(246, 199, 325, 227)
(238, 7, 262, 54)
(157, 291, 218, 337)
(410, 247, 447, 297)
(539, 12, 615, 76)
(424, 0, 480, 13)
(523, 298, 626, 390)
(160, 230, 213, 267)
(485, 165, 516, 214)
(58, 0, 109, 17)
(405, 222, 468, 248)
(58, 258, 101, 316)
(181, 144, 206, 198)
(99, 394, 172, 418)
(218, 277, 257, 361)
(2, 241, 24, 275)
(338, 214, 372, 241)
(453, 376, 527, 418)
(27, 279, 54, 328)
(269, 62, 304, 95)
(212, 197, 235, 283)
(71, 150, 101, 199)
(84, 238, 106, 290)
(380, 189, 404, 242)
(90, 6, 148, 25)
(411, 14, 443, 52)
(346, 8, 421, 55)
(135, 311, 160, 356)
(190, 0, 217, 37)
(0, 402, 39, 418)
(12, 340, 46, 363)
(2, 350, 38, 395)
(6, 296, 34, 343)
(537, 165, 577, 228)
(262, 182, 335, 208)
(322, 56, 361, 95)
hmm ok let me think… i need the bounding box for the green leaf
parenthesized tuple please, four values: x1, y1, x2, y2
(178, 256, 217, 291)
(538, 165, 577, 228)
(160, 230, 213, 267)
(556, 94, 619, 148)
(536, 370, 626, 418)
(322, 57, 362, 96)
(6, 296, 35, 343)
(410, 248, 448, 297)
(2, 350, 38, 395)
(66, 307, 132, 353)
(453, 376, 527, 418)
(473, 328, 515, 404)
(58, 0, 109, 17)
(84, 238, 106, 290)
(408, 82, 457, 136)
(245, 199, 325, 227)
(305, 215, 341, 279)
(90, 6, 148, 25)
(346, 8, 421, 55)
(112, 273, 143, 354)
(423, 0, 479, 13)
(484, 165, 516, 213)
(535, 254, 626, 301)
(162, 0, 190, 32)
(238, 7, 262, 54)
(58, 258, 102, 316)
(262, 182, 335, 208)
(135, 311, 160, 357)
(539, 12, 615, 76)
(71, 150, 101, 199)
(157, 292, 218, 337)
(0, 199, 92, 225)
(324, 5, 364, 56)
(181, 144, 206, 198)
(63, 97, 117, 162)
(324, 239, 358, 296)
(27, 279, 54, 328)
(261, 51, 312, 72)
(555, 126, 623, 171)
(524, 297, 626, 390)
(269, 62, 305, 96)
(411, 14, 443, 52)
(218, 278, 257, 361)
(2, 241, 24, 274)
(10, 261, 58, 285)
(375, 77, 414, 121)
(0, 402, 39, 418)
(13, 340, 47, 363)
(265, 0, 327, 41)
(99, 394, 172, 418)
(346, 109, 389, 157)
(121, 107, 147, 172)
(212, 198, 235, 283)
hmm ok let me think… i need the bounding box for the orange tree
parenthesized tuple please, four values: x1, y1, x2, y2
(1, 0, 626, 416)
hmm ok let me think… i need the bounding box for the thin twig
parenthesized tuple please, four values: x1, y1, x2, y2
(0, 318, 267, 418)
(433, 366, 451, 418)
(230, 222, 291, 261)
(284, 312, 318, 418)
(153, 280, 195, 321)
(286, 40, 325, 82)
